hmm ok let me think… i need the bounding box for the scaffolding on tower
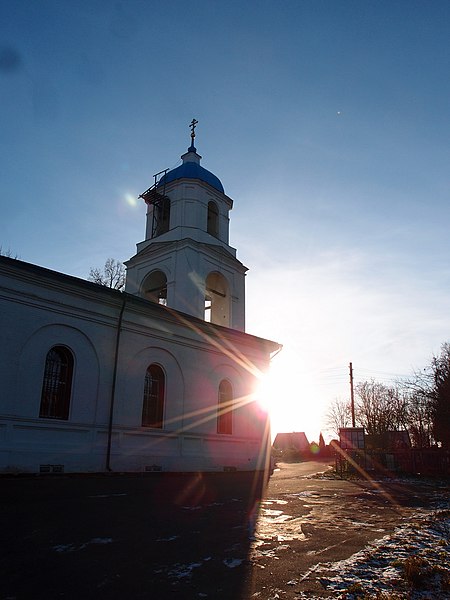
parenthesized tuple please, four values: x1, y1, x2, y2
(139, 169, 170, 239)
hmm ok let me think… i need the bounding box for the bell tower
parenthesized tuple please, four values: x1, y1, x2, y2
(125, 121, 247, 331)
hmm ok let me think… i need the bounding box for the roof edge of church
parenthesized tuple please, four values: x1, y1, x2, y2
(0, 255, 280, 350)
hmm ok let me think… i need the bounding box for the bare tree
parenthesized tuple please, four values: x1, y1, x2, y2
(386, 385, 410, 431)
(88, 258, 126, 291)
(349, 345, 450, 447)
(355, 380, 385, 435)
(355, 380, 407, 435)
(404, 388, 434, 447)
(325, 397, 352, 438)
(0, 246, 19, 259)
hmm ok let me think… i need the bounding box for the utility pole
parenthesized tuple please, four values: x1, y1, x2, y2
(349, 362, 356, 427)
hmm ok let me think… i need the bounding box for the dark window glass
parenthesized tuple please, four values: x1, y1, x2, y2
(217, 379, 233, 434)
(207, 201, 219, 237)
(39, 346, 73, 420)
(152, 197, 170, 238)
(142, 364, 165, 428)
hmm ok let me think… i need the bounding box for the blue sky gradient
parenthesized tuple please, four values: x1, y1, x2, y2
(1, 1, 450, 439)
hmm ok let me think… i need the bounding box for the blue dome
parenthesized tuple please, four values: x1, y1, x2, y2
(158, 162, 224, 193)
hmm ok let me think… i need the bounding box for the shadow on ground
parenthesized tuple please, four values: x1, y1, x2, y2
(1, 471, 267, 599)
(2, 462, 447, 599)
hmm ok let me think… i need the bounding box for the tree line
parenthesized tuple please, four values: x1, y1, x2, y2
(326, 343, 450, 449)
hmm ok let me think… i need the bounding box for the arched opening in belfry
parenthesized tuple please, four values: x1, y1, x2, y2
(207, 201, 219, 237)
(152, 196, 170, 238)
(142, 270, 167, 305)
(204, 272, 230, 326)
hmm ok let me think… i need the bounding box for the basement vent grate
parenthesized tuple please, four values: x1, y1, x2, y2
(40, 464, 64, 474)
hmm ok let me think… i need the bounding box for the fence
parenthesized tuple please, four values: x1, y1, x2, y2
(335, 448, 450, 478)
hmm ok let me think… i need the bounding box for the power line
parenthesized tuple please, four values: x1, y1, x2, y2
(355, 367, 411, 378)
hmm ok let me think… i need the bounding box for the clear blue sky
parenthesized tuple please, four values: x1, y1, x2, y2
(2, 1, 450, 440)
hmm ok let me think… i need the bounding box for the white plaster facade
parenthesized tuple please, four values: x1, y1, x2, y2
(0, 138, 280, 474)
(125, 145, 247, 330)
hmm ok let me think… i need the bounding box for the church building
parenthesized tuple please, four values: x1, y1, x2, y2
(0, 123, 280, 474)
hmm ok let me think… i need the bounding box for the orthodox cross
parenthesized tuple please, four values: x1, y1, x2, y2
(190, 118, 198, 143)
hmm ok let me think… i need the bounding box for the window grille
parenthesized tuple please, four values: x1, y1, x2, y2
(39, 346, 73, 420)
(217, 379, 233, 434)
(142, 364, 165, 428)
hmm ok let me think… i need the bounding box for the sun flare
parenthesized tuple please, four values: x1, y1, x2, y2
(255, 371, 277, 415)
(255, 352, 322, 443)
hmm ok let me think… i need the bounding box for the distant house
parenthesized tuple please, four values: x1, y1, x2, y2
(273, 432, 310, 452)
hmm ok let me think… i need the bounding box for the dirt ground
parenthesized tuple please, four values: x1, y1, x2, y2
(1, 461, 447, 599)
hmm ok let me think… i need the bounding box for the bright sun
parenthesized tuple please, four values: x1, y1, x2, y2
(255, 352, 323, 443)
(255, 371, 278, 414)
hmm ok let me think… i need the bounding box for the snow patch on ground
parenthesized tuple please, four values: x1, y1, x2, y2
(155, 535, 180, 542)
(297, 504, 450, 598)
(223, 557, 244, 568)
(52, 537, 113, 553)
(167, 561, 203, 579)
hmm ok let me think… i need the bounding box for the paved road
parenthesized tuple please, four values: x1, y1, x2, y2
(1, 462, 445, 599)
(247, 462, 446, 598)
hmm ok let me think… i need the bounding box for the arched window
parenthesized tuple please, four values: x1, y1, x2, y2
(142, 364, 165, 428)
(217, 379, 233, 434)
(204, 272, 230, 326)
(207, 201, 219, 237)
(142, 270, 167, 305)
(39, 346, 74, 420)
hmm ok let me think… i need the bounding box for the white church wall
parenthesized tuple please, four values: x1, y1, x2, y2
(0, 256, 276, 474)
